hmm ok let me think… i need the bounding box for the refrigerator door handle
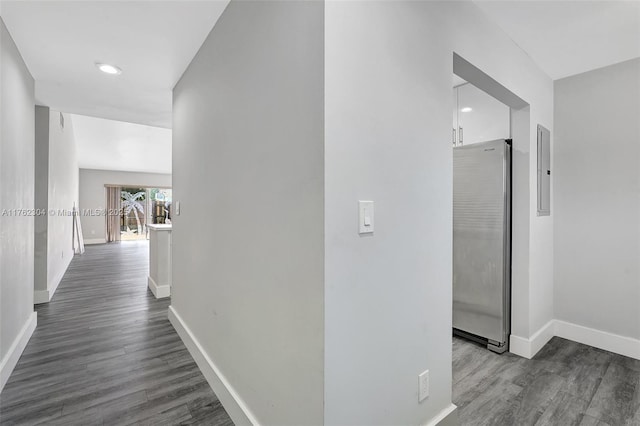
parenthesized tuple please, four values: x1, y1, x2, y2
(459, 126, 463, 145)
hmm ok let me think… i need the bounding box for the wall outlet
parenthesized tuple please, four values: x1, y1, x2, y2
(418, 370, 429, 402)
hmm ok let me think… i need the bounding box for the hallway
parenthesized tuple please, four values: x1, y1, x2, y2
(0, 242, 233, 425)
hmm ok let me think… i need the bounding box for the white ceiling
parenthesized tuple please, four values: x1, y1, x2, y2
(474, 1, 640, 80)
(71, 114, 172, 174)
(2, 0, 637, 140)
(1, 0, 229, 128)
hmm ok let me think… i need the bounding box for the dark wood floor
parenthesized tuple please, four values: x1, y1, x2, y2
(3, 241, 639, 425)
(0, 241, 233, 426)
(454, 335, 640, 426)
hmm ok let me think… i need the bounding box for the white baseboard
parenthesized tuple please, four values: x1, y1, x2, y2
(424, 404, 458, 426)
(148, 276, 170, 299)
(509, 334, 529, 358)
(47, 257, 69, 301)
(555, 320, 640, 360)
(0, 312, 37, 392)
(509, 320, 555, 359)
(168, 306, 258, 425)
(34, 256, 72, 304)
(34, 290, 50, 304)
(84, 238, 106, 245)
(510, 319, 640, 361)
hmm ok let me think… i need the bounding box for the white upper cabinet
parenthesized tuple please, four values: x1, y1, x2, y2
(453, 88, 459, 146)
(453, 83, 510, 146)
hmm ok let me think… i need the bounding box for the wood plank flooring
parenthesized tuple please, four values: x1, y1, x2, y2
(3, 240, 639, 425)
(0, 241, 233, 426)
(454, 336, 640, 426)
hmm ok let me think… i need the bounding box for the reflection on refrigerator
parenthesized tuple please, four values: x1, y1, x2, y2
(453, 139, 511, 353)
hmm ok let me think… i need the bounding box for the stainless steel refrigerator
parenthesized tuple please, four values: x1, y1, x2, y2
(453, 139, 511, 353)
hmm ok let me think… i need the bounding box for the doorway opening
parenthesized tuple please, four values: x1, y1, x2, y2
(452, 76, 513, 354)
(452, 53, 531, 356)
(451, 52, 532, 415)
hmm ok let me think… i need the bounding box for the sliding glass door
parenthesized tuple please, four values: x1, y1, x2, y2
(120, 187, 147, 241)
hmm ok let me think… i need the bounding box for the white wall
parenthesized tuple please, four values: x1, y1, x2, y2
(324, 3, 453, 423)
(47, 110, 78, 295)
(171, 1, 324, 425)
(170, 1, 553, 424)
(78, 168, 171, 243)
(324, 1, 553, 423)
(34, 106, 49, 303)
(34, 107, 79, 303)
(554, 59, 640, 344)
(0, 17, 37, 391)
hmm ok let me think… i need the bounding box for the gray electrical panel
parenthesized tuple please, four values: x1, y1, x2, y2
(537, 125, 551, 216)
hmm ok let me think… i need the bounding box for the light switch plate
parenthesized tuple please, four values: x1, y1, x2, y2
(175, 201, 181, 215)
(358, 201, 374, 234)
(419, 370, 429, 402)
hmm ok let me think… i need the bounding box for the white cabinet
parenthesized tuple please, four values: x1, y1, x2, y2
(453, 89, 459, 146)
(453, 83, 510, 146)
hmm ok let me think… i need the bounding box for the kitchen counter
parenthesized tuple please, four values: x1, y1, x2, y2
(148, 224, 172, 298)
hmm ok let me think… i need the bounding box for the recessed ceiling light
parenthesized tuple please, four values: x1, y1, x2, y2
(96, 63, 122, 75)
(460, 107, 472, 113)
